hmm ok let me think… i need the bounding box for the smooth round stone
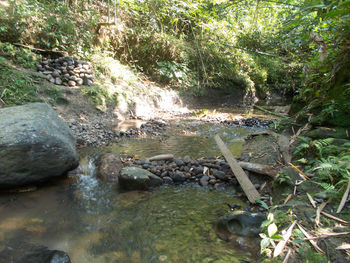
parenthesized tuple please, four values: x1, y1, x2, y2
(68, 80, 76, 86)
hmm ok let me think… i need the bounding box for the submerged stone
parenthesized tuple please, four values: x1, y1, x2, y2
(0, 242, 71, 263)
(217, 210, 265, 237)
(119, 166, 163, 190)
(97, 153, 122, 182)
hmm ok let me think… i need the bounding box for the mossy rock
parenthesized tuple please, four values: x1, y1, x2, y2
(217, 210, 265, 237)
(119, 167, 163, 190)
(307, 127, 350, 140)
(311, 111, 350, 127)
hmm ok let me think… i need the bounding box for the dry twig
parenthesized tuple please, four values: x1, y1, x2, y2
(282, 249, 292, 263)
(297, 223, 325, 255)
(289, 162, 310, 180)
(303, 232, 350, 240)
(337, 180, 350, 213)
(315, 201, 328, 227)
(284, 194, 293, 204)
(321, 211, 350, 225)
(306, 193, 317, 208)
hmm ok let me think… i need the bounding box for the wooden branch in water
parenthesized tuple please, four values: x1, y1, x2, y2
(214, 134, 261, 203)
(253, 105, 289, 119)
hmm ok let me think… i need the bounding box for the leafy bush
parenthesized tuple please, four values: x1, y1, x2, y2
(294, 137, 350, 199)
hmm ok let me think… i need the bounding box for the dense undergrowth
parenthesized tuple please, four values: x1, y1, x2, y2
(0, 0, 304, 98)
(1, 0, 350, 262)
(0, 43, 64, 106)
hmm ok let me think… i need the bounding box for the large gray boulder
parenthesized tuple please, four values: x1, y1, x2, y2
(119, 166, 163, 190)
(0, 103, 79, 189)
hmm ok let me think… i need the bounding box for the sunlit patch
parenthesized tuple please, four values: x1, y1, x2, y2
(0, 0, 9, 7)
(0, 217, 27, 231)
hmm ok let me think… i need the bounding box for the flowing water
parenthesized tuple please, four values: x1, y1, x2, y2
(0, 119, 265, 263)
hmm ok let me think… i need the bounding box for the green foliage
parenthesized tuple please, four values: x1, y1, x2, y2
(0, 0, 99, 56)
(257, 201, 294, 258)
(80, 85, 117, 109)
(294, 136, 350, 199)
(0, 55, 65, 106)
(0, 56, 41, 105)
(0, 42, 40, 68)
(288, 0, 350, 120)
(275, 171, 292, 185)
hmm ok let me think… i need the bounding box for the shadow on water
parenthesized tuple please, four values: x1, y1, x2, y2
(0, 120, 264, 262)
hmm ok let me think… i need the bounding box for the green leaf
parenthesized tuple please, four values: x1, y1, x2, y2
(267, 213, 274, 222)
(268, 223, 278, 237)
(256, 200, 269, 210)
(261, 220, 271, 228)
(260, 238, 271, 249)
(259, 233, 267, 239)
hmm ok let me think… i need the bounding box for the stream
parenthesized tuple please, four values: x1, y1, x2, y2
(0, 117, 267, 263)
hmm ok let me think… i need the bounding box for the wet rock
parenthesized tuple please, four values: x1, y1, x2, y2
(209, 178, 217, 185)
(217, 210, 265, 237)
(242, 133, 279, 165)
(175, 159, 185, 166)
(193, 166, 204, 175)
(214, 171, 226, 180)
(163, 176, 173, 184)
(119, 166, 162, 190)
(171, 170, 186, 183)
(0, 242, 71, 263)
(183, 155, 191, 164)
(200, 175, 209, 186)
(97, 153, 122, 182)
(55, 77, 62, 85)
(0, 103, 79, 189)
(52, 70, 60, 78)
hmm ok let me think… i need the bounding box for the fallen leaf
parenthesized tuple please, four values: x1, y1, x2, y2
(274, 221, 297, 258)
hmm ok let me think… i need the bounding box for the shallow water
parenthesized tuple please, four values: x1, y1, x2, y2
(0, 120, 264, 263)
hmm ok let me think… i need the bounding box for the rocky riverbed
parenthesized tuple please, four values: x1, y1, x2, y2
(68, 113, 274, 148)
(95, 153, 273, 211)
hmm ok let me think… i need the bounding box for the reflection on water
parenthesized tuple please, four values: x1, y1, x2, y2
(104, 120, 262, 159)
(0, 121, 263, 262)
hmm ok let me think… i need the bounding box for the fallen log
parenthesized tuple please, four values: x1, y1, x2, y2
(13, 43, 68, 58)
(214, 134, 261, 203)
(237, 161, 277, 178)
(253, 105, 289, 119)
(148, 154, 174, 162)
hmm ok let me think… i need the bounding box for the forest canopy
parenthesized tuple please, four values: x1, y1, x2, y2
(0, 0, 349, 107)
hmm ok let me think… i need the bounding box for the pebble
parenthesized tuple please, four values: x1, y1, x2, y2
(55, 77, 62, 85)
(200, 175, 209, 186)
